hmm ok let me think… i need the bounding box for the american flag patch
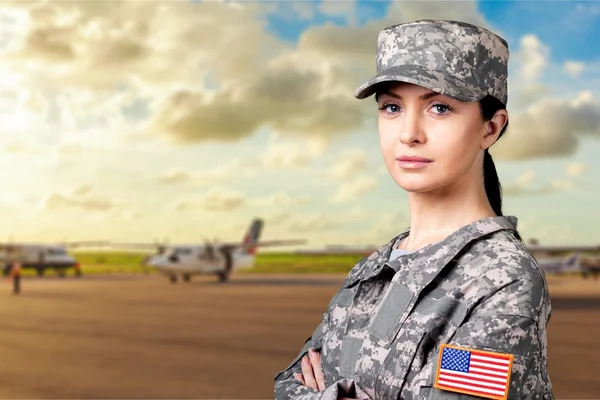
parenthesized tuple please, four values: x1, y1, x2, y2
(434, 344, 514, 400)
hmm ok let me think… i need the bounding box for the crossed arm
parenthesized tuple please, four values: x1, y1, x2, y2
(294, 348, 356, 400)
(273, 319, 371, 400)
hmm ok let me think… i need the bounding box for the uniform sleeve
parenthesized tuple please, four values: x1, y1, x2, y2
(273, 318, 372, 400)
(425, 277, 554, 399)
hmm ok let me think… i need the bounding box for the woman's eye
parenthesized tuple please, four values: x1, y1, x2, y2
(381, 104, 400, 113)
(432, 104, 450, 114)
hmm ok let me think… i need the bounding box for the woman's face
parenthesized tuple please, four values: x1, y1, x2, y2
(377, 82, 499, 194)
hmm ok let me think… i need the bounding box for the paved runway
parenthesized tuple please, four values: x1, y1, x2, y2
(0, 273, 596, 398)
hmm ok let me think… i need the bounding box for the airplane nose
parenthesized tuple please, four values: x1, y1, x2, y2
(143, 256, 159, 267)
(147, 255, 167, 267)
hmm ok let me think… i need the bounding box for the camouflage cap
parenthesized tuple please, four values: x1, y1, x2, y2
(354, 20, 509, 106)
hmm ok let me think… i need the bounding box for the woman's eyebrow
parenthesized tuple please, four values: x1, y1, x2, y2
(377, 90, 442, 101)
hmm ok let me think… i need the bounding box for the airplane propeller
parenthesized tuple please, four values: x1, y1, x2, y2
(140, 238, 170, 273)
(153, 238, 169, 255)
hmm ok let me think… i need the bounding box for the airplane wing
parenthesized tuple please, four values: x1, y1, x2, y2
(106, 242, 160, 250)
(61, 241, 112, 248)
(294, 247, 378, 256)
(221, 239, 308, 250)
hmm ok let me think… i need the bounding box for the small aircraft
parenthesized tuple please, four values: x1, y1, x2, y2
(535, 254, 581, 274)
(0, 241, 109, 277)
(524, 239, 600, 278)
(114, 218, 306, 283)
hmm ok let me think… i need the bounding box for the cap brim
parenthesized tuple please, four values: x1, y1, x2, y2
(354, 64, 487, 103)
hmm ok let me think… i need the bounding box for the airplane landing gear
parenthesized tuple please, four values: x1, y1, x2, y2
(183, 274, 191, 282)
(217, 271, 229, 283)
(217, 250, 232, 283)
(169, 274, 177, 283)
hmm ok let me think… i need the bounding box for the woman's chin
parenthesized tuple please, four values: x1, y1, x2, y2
(394, 177, 440, 194)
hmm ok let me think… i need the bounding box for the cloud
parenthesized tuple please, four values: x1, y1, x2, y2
(282, 2, 317, 21)
(0, 0, 498, 150)
(329, 149, 367, 180)
(250, 191, 312, 208)
(2, 2, 202, 89)
(492, 91, 600, 160)
(3, 141, 39, 155)
(41, 185, 121, 212)
(149, 66, 367, 144)
(0, 0, 504, 181)
(317, 149, 380, 203)
(508, 82, 550, 111)
(8, 0, 598, 166)
(516, 170, 535, 187)
(264, 210, 292, 227)
(260, 136, 327, 170)
(319, 1, 356, 23)
(564, 61, 585, 78)
(119, 209, 142, 220)
(58, 143, 83, 157)
(170, 188, 246, 212)
(331, 174, 379, 203)
(502, 171, 574, 196)
(507, 34, 552, 111)
(171, 189, 311, 212)
(515, 35, 549, 82)
(158, 159, 256, 185)
(159, 166, 230, 185)
(158, 168, 192, 184)
(285, 212, 336, 232)
(566, 162, 588, 177)
(490, 32, 600, 161)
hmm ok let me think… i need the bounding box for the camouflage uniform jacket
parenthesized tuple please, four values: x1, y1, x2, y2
(274, 216, 554, 399)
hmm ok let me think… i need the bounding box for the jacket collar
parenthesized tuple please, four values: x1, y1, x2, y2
(342, 215, 519, 291)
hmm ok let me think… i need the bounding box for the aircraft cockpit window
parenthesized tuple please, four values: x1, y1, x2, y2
(169, 248, 192, 256)
(46, 248, 67, 255)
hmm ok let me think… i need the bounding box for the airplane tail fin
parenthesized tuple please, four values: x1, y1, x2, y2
(566, 254, 581, 270)
(241, 218, 263, 256)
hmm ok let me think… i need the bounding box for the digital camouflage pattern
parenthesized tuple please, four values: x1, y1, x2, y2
(354, 20, 509, 106)
(274, 216, 554, 399)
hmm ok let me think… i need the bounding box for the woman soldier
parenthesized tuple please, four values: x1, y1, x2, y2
(273, 19, 554, 400)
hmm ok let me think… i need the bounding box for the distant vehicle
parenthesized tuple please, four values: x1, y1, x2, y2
(111, 218, 306, 283)
(0, 241, 108, 278)
(535, 254, 582, 274)
(524, 240, 600, 278)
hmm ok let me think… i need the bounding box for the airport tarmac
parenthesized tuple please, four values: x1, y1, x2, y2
(0, 273, 596, 399)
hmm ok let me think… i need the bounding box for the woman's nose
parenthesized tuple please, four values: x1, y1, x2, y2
(398, 111, 425, 145)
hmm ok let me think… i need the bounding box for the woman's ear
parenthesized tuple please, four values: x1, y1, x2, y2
(481, 110, 508, 150)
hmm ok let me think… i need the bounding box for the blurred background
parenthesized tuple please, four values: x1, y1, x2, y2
(0, 0, 598, 398)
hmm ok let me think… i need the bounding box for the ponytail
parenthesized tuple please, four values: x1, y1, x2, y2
(479, 95, 509, 218)
(483, 149, 502, 216)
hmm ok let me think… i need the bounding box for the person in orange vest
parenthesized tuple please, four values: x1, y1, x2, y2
(11, 261, 21, 294)
(74, 262, 82, 277)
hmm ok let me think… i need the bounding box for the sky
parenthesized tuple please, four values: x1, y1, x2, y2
(0, 0, 599, 249)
